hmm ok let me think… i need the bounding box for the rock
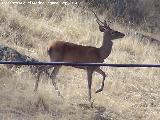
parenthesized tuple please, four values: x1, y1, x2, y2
(133, 33, 160, 46)
(0, 44, 50, 77)
(0, 44, 37, 62)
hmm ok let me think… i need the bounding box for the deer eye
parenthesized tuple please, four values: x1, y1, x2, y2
(111, 32, 114, 34)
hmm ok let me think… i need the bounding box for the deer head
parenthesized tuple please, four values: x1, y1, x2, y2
(90, 9, 125, 40)
(97, 20, 125, 40)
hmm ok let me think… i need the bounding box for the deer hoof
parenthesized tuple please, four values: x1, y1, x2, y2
(95, 88, 103, 93)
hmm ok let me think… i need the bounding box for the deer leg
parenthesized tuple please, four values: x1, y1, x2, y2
(87, 69, 93, 101)
(50, 66, 61, 80)
(34, 65, 53, 91)
(95, 68, 106, 93)
(50, 66, 63, 98)
(34, 71, 41, 91)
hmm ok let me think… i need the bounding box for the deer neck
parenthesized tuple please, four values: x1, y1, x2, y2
(99, 32, 113, 60)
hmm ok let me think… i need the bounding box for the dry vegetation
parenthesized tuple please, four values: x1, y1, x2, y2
(0, 0, 160, 120)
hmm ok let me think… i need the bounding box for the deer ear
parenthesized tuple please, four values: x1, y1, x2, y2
(99, 25, 104, 32)
(104, 20, 111, 29)
(104, 20, 107, 26)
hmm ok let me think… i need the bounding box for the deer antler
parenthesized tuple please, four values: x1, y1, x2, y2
(96, 19, 101, 26)
(89, 8, 104, 25)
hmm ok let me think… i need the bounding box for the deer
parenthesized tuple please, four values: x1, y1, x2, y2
(34, 11, 125, 104)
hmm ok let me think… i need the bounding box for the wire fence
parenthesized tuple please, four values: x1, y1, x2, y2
(0, 61, 160, 68)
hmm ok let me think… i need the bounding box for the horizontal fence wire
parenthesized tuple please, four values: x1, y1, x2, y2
(0, 61, 160, 68)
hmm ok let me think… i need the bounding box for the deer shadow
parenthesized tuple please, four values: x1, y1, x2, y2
(78, 103, 112, 120)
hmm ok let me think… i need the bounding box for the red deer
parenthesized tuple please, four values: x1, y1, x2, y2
(34, 11, 125, 105)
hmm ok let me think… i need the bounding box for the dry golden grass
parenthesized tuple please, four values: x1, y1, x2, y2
(0, 1, 160, 120)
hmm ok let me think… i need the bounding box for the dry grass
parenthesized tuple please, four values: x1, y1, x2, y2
(0, 1, 160, 120)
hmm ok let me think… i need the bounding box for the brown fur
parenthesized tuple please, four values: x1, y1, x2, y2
(48, 41, 102, 63)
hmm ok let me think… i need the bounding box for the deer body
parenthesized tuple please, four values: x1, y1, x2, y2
(48, 30, 115, 63)
(48, 41, 110, 63)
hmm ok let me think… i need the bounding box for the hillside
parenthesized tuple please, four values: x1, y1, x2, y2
(0, 0, 160, 120)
